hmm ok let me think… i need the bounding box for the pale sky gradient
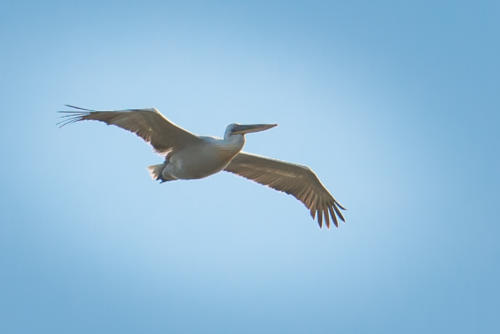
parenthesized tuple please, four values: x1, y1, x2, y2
(1, 1, 499, 333)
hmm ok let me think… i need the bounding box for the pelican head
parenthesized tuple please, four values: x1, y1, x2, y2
(224, 123, 277, 139)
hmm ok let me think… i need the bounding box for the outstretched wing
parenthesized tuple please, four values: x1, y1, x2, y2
(224, 152, 346, 228)
(58, 105, 201, 154)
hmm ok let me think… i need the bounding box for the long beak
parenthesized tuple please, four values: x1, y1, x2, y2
(231, 123, 277, 135)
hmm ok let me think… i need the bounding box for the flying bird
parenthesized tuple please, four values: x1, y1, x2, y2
(59, 105, 346, 228)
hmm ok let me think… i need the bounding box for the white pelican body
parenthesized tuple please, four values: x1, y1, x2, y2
(159, 132, 245, 180)
(59, 105, 346, 228)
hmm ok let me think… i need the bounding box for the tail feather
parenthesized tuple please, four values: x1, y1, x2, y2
(147, 164, 165, 181)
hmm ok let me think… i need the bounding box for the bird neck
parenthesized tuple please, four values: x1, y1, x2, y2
(222, 133, 245, 152)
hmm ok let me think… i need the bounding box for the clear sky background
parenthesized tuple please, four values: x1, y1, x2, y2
(1, 1, 498, 333)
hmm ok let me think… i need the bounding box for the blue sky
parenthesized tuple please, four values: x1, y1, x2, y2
(1, 1, 498, 333)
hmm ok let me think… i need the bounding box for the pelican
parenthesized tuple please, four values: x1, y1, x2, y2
(59, 105, 346, 228)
